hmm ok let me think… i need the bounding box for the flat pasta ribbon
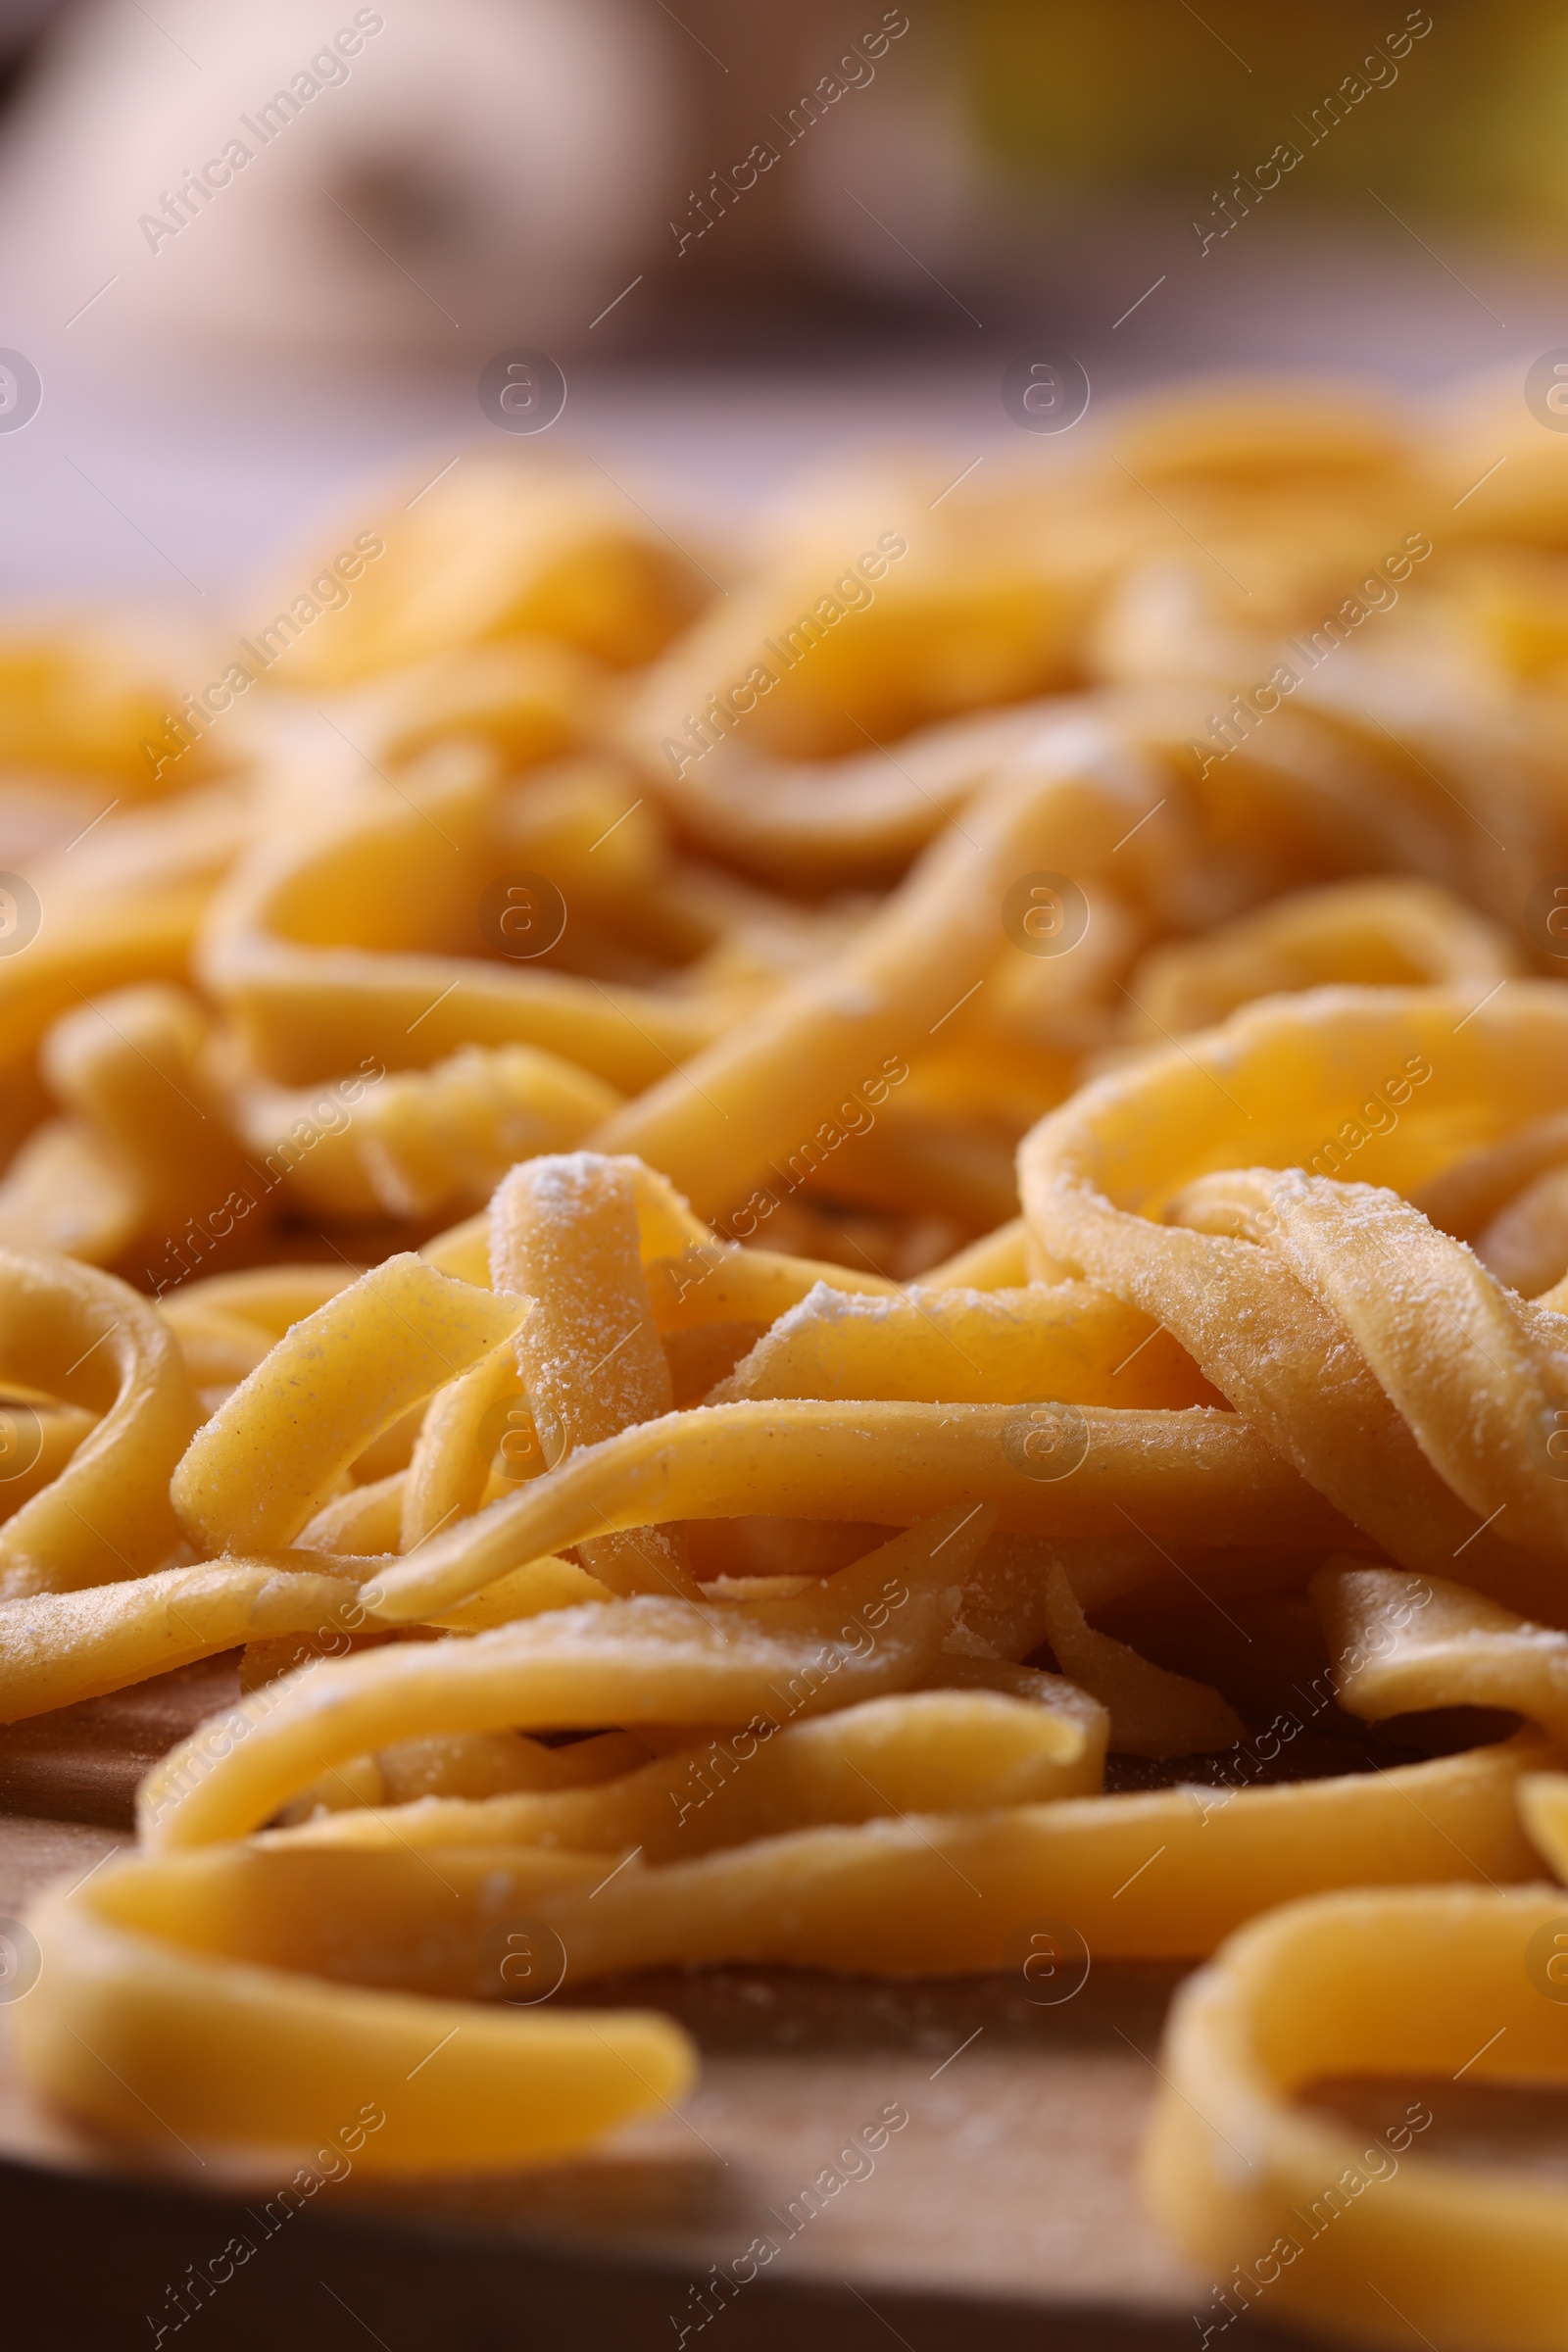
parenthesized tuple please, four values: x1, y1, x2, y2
(1019, 986, 1568, 1620)
(0, 1250, 199, 1598)
(1145, 1886, 1568, 2352)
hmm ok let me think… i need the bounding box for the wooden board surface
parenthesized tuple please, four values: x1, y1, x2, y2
(10, 1678, 1568, 2350)
(0, 1654, 242, 1828)
(0, 1662, 1308, 2349)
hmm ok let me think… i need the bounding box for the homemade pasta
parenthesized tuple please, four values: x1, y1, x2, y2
(5, 376, 1568, 2340)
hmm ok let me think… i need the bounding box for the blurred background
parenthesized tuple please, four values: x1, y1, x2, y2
(2, 0, 1568, 1280)
(0, 0, 1556, 597)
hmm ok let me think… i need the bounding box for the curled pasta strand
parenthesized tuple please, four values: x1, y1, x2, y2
(1020, 986, 1568, 1619)
(106, 1737, 1545, 1992)
(1120, 875, 1518, 1042)
(595, 713, 1170, 1217)
(0, 1250, 200, 1598)
(140, 1509, 992, 1850)
(358, 1396, 1354, 1626)
(171, 1254, 526, 1558)
(1172, 1166, 1568, 1556)
(1315, 1560, 1568, 1740)
(198, 760, 724, 1094)
(1145, 1886, 1568, 2352)
(400, 1338, 535, 1551)
(630, 698, 1054, 881)
(15, 1862, 693, 2175)
(268, 1684, 1108, 1861)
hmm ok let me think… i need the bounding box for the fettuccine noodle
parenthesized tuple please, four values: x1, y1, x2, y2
(4, 379, 1568, 2339)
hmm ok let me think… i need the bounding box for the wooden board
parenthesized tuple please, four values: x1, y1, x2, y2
(0, 1665, 1317, 2349)
(0, 1655, 242, 1828)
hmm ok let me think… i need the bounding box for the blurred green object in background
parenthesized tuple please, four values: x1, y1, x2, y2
(963, 2, 1568, 238)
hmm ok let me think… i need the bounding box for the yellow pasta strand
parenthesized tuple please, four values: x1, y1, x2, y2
(1145, 1886, 1568, 2352)
(489, 1152, 697, 1595)
(141, 1509, 990, 1849)
(359, 1397, 1352, 1626)
(270, 1684, 1108, 1860)
(172, 1255, 525, 1556)
(0, 1556, 362, 1721)
(0, 1250, 199, 1597)
(15, 1863, 693, 2174)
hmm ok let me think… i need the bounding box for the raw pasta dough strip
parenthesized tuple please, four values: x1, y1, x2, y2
(468, 1734, 1549, 1979)
(12, 1732, 1544, 2180)
(160, 1266, 359, 1388)
(237, 1042, 619, 1224)
(712, 1281, 1219, 1409)
(0, 1402, 96, 1523)
(1315, 1561, 1568, 1739)
(1019, 986, 1568, 1619)
(141, 1510, 990, 1849)
(15, 1861, 693, 2176)
(0, 1250, 200, 1598)
(630, 694, 1053, 878)
(489, 1153, 697, 1596)
(399, 1338, 535, 1550)
(37, 1734, 1547, 2030)
(268, 1683, 1108, 1860)
(427, 1207, 904, 1330)
(0, 1556, 364, 1722)
(198, 764, 722, 1091)
(171, 1253, 526, 1556)
(1145, 1886, 1568, 2352)
(1122, 876, 1517, 1041)
(0, 985, 258, 1270)
(1177, 1168, 1568, 1555)
(359, 1396, 1356, 1625)
(594, 715, 1169, 1216)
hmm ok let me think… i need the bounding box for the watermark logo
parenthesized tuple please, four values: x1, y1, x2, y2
(1527, 1402, 1568, 1484)
(1526, 1917, 1568, 1999)
(660, 534, 908, 781)
(474, 1397, 541, 1478)
(1004, 1916, 1091, 2005)
(143, 2094, 386, 2339)
(719, 1055, 909, 1244)
(1003, 1400, 1090, 1482)
(479, 1916, 567, 2004)
(0, 872, 41, 956)
(479, 870, 568, 959)
(1526, 351, 1568, 433)
(1525, 872, 1568, 959)
(137, 14, 388, 259)
(1002, 869, 1090, 957)
(1189, 533, 1433, 781)
(0, 1917, 41, 2002)
(666, 10, 910, 260)
(477, 349, 567, 435)
(143, 532, 386, 784)
(0, 352, 41, 433)
(1002, 349, 1090, 434)
(1307, 1054, 1432, 1181)
(0, 1403, 43, 1484)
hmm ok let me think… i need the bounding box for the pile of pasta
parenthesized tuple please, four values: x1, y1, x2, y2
(7, 376, 1568, 2347)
